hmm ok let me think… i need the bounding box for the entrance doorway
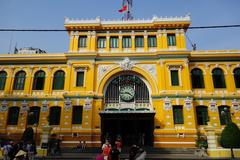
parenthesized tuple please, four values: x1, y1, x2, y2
(100, 112, 155, 147)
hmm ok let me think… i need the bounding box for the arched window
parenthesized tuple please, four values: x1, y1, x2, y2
(7, 107, 20, 125)
(233, 68, 240, 88)
(218, 106, 231, 125)
(212, 68, 226, 88)
(49, 106, 61, 125)
(52, 70, 65, 90)
(27, 106, 40, 125)
(196, 106, 208, 125)
(191, 68, 205, 89)
(32, 70, 45, 90)
(0, 71, 7, 90)
(13, 71, 26, 90)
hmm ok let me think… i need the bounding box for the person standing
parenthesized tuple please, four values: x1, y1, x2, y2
(102, 140, 111, 160)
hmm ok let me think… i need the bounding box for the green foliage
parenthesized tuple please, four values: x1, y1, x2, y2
(195, 132, 208, 149)
(220, 122, 240, 148)
(21, 127, 34, 143)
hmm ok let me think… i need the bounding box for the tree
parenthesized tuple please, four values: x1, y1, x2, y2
(220, 122, 240, 159)
(21, 127, 34, 143)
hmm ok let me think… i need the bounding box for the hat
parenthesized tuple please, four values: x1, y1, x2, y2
(15, 150, 27, 157)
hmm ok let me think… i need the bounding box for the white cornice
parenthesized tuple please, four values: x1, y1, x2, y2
(64, 15, 191, 25)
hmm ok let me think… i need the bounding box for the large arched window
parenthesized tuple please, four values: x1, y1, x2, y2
(32, 70, 45, 90)
(13, 71, 26, 90)
(218, 106, 231, 125)
(52, 70, 65, 90)
(196, 106, 208, 125)
(0, 71, 7, 90)
(7, 107, 20, 125)
(49, 106, 61, 125)
(212, 68, 226, 88)
(191, 68, 205, 89)
(27, 106, 40, 125)
(233, 68, 240, 88)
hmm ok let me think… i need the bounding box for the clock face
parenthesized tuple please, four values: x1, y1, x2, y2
(120, 86, 135, 102)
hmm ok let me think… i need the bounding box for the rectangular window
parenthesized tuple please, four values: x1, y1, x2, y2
(135, 36, 144, 48)
(110, 37, 119, 48)
(122, 36, 132, 48)
(171, 70, 179, 86)
(72, 106, 83, 124)
(79, 36, 87, 48)
(148, 36, 157, 47)
(76, 71, 84, 87)
(97, 37, 106, 48)
(173, 105, 184, 124)
(167, 34, 176, 46)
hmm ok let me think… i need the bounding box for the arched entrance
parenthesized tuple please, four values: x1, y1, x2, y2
(99, 74, 155, 146)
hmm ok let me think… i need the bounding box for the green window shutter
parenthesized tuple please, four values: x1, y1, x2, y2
(191, 68, 205, 88)
(122, 37, 131, 48)
(49, 107, 61, 125)
(110, 37, 119, 48)
(13, 71, 26, 90)
(33, 71, 45, 90)
(0, 71, 7, 90)
(171, 70, 179, 86)
(97, 37, 106, 48)
(76, 71, 84, 87)
(27, 107, 40, 125)
(167, 34, 176, 46)
(72, 106, 83, 124)
(196, 106, 208, 125)
(212, 68, 226, 88)
(135, 36, 144, 48)
(218, 106, 231, 125)
(79, 36, 87, 48)
(234, 68, 240, 88)
(148, 36, 157, 47)
(7, 107, 20, 125)
(173, 106, 184, 124)
(53, 71, 65, 90)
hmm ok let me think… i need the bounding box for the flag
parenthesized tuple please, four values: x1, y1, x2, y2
(118, 5, 128, 13)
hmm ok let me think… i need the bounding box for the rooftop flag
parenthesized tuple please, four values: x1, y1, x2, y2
(118, 5, 128, 13)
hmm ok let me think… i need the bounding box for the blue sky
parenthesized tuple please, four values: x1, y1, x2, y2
(0, 0, 240, 53)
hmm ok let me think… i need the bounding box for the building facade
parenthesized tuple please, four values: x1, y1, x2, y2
(0, 15, 240, 148)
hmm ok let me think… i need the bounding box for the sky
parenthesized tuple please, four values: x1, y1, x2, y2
(0, 0, 240, 54)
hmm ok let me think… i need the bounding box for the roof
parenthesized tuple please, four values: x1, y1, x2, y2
(64, 15, 191, 31)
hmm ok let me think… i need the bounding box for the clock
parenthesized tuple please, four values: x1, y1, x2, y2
(120, 86, 135, 102)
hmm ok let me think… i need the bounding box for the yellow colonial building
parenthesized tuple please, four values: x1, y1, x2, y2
(0, 15, 240, 151)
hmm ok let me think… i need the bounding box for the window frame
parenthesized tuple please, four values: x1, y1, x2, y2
(13, 71, 26, 90)
(167, 34, 176, 47)
(49, 106, 61, 125)
(135, 36, 144, 48)
(97, 37, 107, 48)
(52, 70, 65, 90)
(191, 68, 205, 89)
(78, 36, 87, 48)
(173, 105, 184, 124)
(212, 68, 226, 88)
(148, 36, 157, 47)
(110, 36, 119, 48)
(122, 36, 132, 48)
(196, 106, 208, 125)
(7, 107, 20, 125)
(32, 70, 45, 90)
(27, 106, 40, 125)
(72, 106, 83, 125)
(0, 71, 7, 90)
(233, 68, 240, 88)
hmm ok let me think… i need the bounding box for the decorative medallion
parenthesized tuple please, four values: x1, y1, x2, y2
(163, 97, 172, 110)
(84, 97, 92, 110)
(41, 100, 48, 112)
(0, 100, 8, 112)
(64, 98, 72, 112)
(209, 99, 217, 112)
(232, 99, 239, 112)
(21, 100, 28, 113)
(184, 97, 192, 111)
(97, 64, 116, 85)
(119, 57, 135, 70)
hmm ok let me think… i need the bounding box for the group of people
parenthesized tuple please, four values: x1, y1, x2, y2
(1, 141, 37, 160)
(96, 137, 146, 160)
